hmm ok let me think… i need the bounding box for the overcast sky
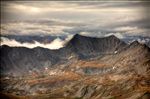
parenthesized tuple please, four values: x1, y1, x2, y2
(1, 1, 150, 37)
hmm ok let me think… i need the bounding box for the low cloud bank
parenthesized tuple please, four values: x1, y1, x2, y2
(104, 33, 125, 39)
(1, 33, 149, 49)
(1, 35, 73, 49)
(79, 32, 126, 39)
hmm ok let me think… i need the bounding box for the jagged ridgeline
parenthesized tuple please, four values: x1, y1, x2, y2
(0, 34, 128, 75)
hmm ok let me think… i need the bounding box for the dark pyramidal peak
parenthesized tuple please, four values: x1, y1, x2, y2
(130, 40, 143, 46)
(128, 40, 150, 49)
(65, 34, 127, 56)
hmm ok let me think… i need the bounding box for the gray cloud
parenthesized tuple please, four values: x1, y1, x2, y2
(1, 1, 150, 38)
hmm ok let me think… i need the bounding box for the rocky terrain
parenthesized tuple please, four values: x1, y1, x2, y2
(0, 34, 127, 75)
(0, 34, 150, 99)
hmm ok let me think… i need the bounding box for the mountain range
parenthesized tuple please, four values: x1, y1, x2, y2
(0, 34, 150, 99)
(0, 34, 127, 75)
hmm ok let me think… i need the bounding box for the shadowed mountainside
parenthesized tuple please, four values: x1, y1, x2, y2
(0, 34, 127, 75)
(0, 34, 150, 99)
